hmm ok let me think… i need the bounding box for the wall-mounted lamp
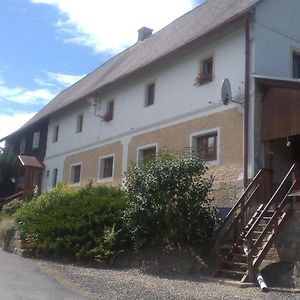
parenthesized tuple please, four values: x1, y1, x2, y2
(87, 96, 102, 117)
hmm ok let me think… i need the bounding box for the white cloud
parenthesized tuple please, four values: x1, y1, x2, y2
(44, 71, 85, 87)
(0, 76, 57, 105)
(0, 112, 36, 143)
(0, 71, 84, 106)
(30, 0, 196, 53)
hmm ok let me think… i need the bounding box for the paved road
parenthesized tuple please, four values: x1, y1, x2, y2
(0, 249, 89, 300)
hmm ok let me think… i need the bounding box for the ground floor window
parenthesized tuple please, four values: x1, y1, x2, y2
(99, 155, 114, 180)
(70, 163, 81, 184)
(191, 129, 219, 163)
(137, 144, 157, 163)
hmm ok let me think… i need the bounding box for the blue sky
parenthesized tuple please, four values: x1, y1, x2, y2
(0, 0, 203, 141)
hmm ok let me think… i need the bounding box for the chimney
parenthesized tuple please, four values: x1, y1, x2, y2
(137, 27, 153, 42)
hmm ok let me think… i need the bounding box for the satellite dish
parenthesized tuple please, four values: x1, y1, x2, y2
(221, 78, 232, 105)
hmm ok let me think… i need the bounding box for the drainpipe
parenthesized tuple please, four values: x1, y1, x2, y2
(244, 12, 250, 189)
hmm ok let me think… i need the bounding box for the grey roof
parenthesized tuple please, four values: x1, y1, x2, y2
(5, 0, 260, 140)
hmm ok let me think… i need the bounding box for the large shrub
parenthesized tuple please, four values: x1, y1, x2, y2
(124, 151, 216, 250)
(14, 184, 129, 262)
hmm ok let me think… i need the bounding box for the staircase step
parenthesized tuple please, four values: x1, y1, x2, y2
(223, 261, 247, 267)
(219, 269, 245, 276)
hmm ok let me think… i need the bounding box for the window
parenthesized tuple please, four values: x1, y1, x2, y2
(293, 52, 300, 78)
(99, 155, 114, 179)
(52, 168, 58, 188)
(192, 131, 218, 162)
(53, 124, 59, 143)
(196, 55, 214, 85)
(137, 144, 157, 162)
(32, 131, 40, 149)
(103, 100, 114, 122)
(76, 114, 83, 133)
(19, 138, 26, 154)
(145, 82, 155, 107)
(70, 163, 81, 184)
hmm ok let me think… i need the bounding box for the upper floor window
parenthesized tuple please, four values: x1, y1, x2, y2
(19, 138, 26, 154)
(145, 82, 155, 107)
(195, 54, 214, 86)
(76, 114, 84, 133)
(99, 155, 114, 180)
(293, 52, 300, 78)
(70, 163, 81, 185)
(137, 144, 157, 162)
(32, 131, 40, 149)
(103, 100, 114, 122)
(191, 129, 219, 163)
(53, 124, 59, 143)
(52, 168, 58, 188)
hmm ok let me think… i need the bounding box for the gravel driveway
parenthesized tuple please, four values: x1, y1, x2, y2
(38, 260, 300, 300)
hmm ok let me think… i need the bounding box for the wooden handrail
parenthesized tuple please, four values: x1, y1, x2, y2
(244, 163, 296, 240)
(214, 169, 264, 237)
(0, 191, 24, 205)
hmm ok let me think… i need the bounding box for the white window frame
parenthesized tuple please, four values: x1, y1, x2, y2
(190, 128, 220, 166)
(32, 131, 40, 149)
(136, 143, 158, 163)
(98, 154, 115, 182)
(69, 162, 82, 185)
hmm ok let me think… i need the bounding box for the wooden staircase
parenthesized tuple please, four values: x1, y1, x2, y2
(214, 164, 297, 283)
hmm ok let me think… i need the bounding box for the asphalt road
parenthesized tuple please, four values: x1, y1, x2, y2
(0, 249, 89, 300)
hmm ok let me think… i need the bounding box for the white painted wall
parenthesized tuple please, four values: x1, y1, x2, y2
(254, 0, 300, 77)
(42, 25, 246, 191)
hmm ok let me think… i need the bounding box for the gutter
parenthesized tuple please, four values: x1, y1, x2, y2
(244, 12, 251, 188)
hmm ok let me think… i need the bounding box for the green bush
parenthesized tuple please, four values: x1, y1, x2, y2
(2, 198, 25, 216)
(124, 151, 217, 250)
(14, 184, 129, 262)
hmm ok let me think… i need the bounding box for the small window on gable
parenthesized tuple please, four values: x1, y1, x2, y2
(138, 144, 157, 162)
(76, 114, 83, 133)
(70, 163, 81, 184)
(192, 131, 218, 162)
(103, 100, 114, 122)
(145, 82, 155, 107)
(196, 55, 214, 85)
(53, 124, 59, 143)
(99, 155, 114, 180)
(19, 138, 26, 154)
(32, 131, 40, 149)
(293, 52, 300, 78)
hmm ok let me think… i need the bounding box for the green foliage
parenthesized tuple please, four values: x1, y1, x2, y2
(0, 151, 16, 197)
(124, 151, 216, 250)
(2, 198, 24, 216)
(14, 184, 129, 262)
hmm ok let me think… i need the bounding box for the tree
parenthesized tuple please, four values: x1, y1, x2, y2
(124, 151, 217, 250)
(0, 151, 16, 198)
